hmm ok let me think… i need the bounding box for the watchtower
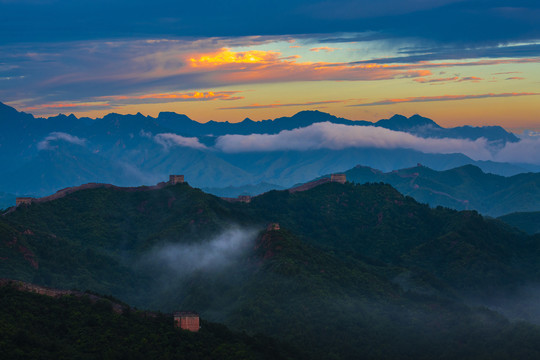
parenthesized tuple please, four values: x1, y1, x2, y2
(330, 173, 346, 184)
(174, 311, 200, 332)
(169, 175, 185, 185)
(16, 197, 34, 206)
(237, 195, 252, 203)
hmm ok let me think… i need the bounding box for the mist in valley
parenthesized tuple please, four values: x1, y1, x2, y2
(134, 226, 260, 313)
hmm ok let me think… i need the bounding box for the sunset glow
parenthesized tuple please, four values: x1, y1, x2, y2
(0, 2, 538, 132)
(189, 49, 282, 67)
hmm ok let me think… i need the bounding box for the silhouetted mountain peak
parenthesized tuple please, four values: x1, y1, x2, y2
(451, 125, 519, 143)
(389, 114, 408, 121)
(409, 114, 442, 128)
(157, 111, 192, 121)
(0, 101, 18, 114)
(0, 102, 31, 121)
(48, 113, 79, 121)
(377, 114, 441, 131)
(291, 110, 338, 121)
(452, 164, 487, 176)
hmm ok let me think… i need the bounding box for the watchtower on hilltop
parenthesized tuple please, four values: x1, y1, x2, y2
(169, 175, 185, 185)
(237, 195, 252, 203)
(330, 173, 346, 184)
(16, 197, 34, 206)
(174, 311, 200, 332)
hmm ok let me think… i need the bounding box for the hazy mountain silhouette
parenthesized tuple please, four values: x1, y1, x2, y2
(342, 164, 540, 216)
(0, 101, 536, 198)
(499, 211, 540, 234)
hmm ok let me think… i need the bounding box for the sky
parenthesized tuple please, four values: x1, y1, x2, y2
(0, 0, 539, 131)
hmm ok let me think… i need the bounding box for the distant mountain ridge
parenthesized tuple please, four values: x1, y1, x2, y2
(203, 163, 540, 217)
(0, 101, 536, 198)
(1, 102, 520, 141)
(498, 211, 540, 234)
(342, 164, 540, 217)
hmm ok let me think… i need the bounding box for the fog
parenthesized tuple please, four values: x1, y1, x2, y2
(468, 284, 540, 325)
(139, 226, 258, 279)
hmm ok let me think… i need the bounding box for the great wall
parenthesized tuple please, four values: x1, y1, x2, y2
(0, 278, 129, 314)
(0, 278, 202, 331)
(9, 173, 347, 210)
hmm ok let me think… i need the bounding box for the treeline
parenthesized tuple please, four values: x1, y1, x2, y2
(0, 284, 303, 360)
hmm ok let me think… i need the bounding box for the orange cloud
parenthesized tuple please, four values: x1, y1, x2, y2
(351, 92, 540, 106)
(310, 47, 339, 52)
(414, 77, 459, 83)
(414, 76, 483, 83)
(492, 71, 522, 75)
(185, 48, 434, 83)
(105, 91, 243, 102)
(506, 77, 525, 80)
(189, 48, 282, 67)
(458, 76, 483, 82)
(180, 50, 539, 88)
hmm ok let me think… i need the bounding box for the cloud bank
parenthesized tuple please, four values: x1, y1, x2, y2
(214, 122, 540, 165)
(215, 122, 492, 158)
(37, 132, 87, 150)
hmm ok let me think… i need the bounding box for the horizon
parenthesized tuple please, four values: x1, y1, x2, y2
(1, 101, 535, 134)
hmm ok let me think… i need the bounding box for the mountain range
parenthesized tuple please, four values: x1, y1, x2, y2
(498, 211, 540, 234)
(1, 101, 538, 198)
(201, 163, 540, 217)
(343, 164, 540, 217)
(3, 180, 540, 359)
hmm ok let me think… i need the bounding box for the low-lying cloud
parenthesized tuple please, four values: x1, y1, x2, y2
(214, 122, 493, 159)
(213, 122, 540, 165)
(141, 227, 258, 278)
(154, 133, 208, 150)
(493, 138, 540, 165)
(37, 132, 87, 150)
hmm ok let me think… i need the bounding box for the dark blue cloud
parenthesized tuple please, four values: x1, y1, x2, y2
(0, 0, 538, 46)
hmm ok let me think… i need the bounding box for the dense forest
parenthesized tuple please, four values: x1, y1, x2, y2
(0, 283, 302, 360)
(2, 181, 540, 359)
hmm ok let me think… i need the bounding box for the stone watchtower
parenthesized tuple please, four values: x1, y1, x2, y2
(330, 173, 346, 184)
(16, 197, 34, 206)
(169, 175, 185, 185)
(174, 311, 200, 332)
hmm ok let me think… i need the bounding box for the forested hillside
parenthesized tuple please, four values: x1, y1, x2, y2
(2, 181, 540, 359)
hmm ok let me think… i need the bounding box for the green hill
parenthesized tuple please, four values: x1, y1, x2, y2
(3, 181, 540, 359)
(342, 164, 540, 216)
(498, 211, 540, 234)
(0, 282, 301, 360)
